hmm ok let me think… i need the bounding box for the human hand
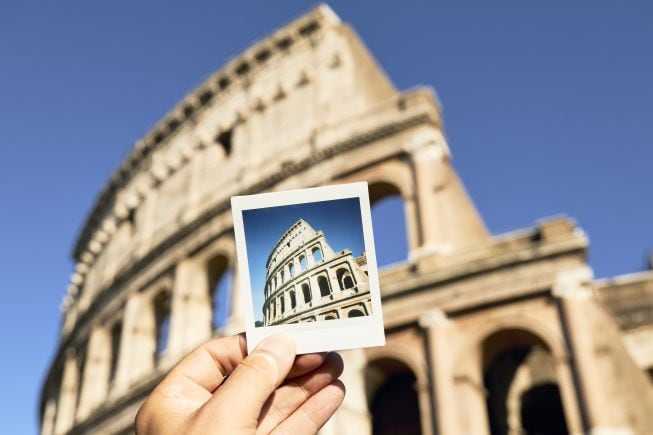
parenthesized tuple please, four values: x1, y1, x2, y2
(135, 333, 345, 435)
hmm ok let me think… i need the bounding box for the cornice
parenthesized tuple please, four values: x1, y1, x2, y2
(71, 5, 339, 262)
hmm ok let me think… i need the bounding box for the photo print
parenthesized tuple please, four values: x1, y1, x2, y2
(231, 182, 385, 354)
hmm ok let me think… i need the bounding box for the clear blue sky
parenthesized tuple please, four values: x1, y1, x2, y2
(1, 1, 651, 432)
(242, 198, 365, 321)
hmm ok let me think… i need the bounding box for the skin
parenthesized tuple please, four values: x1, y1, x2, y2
(135, 333, 346, 435)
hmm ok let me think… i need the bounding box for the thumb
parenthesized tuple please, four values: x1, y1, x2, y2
(200, 333, 296, 427)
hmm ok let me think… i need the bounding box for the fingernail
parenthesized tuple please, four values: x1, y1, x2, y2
(255, 333, 296, 366)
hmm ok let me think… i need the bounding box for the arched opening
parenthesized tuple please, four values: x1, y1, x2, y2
(366, 358, 422, 435)
(318, 275, 331, 297)
(153, 291, 171, 358)
(281, 270, 285, 284)
(348, 308, 365, 318)
(312, 246, 323, 263)
(302, 283, 311, 303)
(299, 255, 307, 271)
(336, 267, 355, 290)
(325, 314, 337, 320)
(108, 321, 122, 384)
(289, 263, 295, 277)
(290, 290, 297, 309)
(208, 255, 232, 330)
(369, 182, 409, 267)
(483, 329, 568, 435)
(279, 296, 285, 314)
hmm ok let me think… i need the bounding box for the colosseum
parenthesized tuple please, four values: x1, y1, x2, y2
(262, 219, 371, 326)
(40, 4, 653, 435)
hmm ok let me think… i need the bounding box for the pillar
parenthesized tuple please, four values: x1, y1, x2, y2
(554, 267, 612, 433)
(306, 249, 315, 267)
(309, 275, 322, 303)
(168, 258, 212, 358)
(328, 268, 340, 294)
(409, 138, 487, 256)
(113, 292, 155, 395)
(419, 309, 458, 435)
(76, 325, 111, 420)
(40, 397, 57, 435)
(54, 350, 79, 435)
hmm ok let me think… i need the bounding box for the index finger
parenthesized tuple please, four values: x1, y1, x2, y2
(167, 334, 248, 393)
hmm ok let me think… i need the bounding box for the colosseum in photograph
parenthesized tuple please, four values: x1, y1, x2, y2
(262, 219, 371, 326)
(40, 4, 653, 435)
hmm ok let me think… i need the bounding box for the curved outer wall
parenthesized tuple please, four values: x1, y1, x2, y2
(41, 5, 653, 435)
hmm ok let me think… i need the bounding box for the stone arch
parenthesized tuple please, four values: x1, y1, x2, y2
(366, 357, 423, 435)
(336, 267, 355, 290)
(288, 262, 295, 277)
(317, 275, 331, 297)
(348, 308, 365, 318)
(312, 245, 323, 263)
(289, 289, 297, 309)
(369, 181, 411, 267)
(336, 158, 416, 264)
(301, 283, 311, 303)
(207, 254, 232, 330)
(299, 254, 307, 271)
(481, 328, 569, 435)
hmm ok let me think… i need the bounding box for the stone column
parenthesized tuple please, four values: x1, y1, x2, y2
(306, 249, 315, 267)
(554, 267, 611, 433)
(76, 325, 110, 420)
(168, 259, 212, 359)
(54, 350, 79, 435)
(40, 397, 57, 435)
(328, 268, 341, 293)
(113, 292, 155, 395)
(419, 309, 458, 435)
(309, 275, 322, 304)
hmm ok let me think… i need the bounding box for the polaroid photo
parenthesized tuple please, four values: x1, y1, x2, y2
(231, 182, 385, 354)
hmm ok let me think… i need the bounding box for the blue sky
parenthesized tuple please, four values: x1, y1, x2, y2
(243, 198, 365, 322)
(1, 1, 652, 432)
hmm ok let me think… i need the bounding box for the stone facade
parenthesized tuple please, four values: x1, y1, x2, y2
(40, 5, 653, 435)
(262, 219, 371, 325)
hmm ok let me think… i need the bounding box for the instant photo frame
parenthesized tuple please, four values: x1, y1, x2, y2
(231, 182, 385, 354)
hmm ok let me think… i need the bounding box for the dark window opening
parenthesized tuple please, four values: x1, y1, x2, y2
(290, 291, 296, 309)
(255, 48, 272, 64)
(216, 129, 233, 156)
(368, 363, 422, 435)
(235, 62, 251, 76)
(348, 309, 365, 318)
(217, 76, 230, 90)
(109, 322, 122, 384)
(302, 284, 311, 303)
(299, 21, 320, 37)
(318, 276, 331, 297)
(276, 36, 293, 50)
(154, 292, 171, 358)
(182, 104, 194, 118)
(198, 89, 213, 105)
(208, 256, 232, 331)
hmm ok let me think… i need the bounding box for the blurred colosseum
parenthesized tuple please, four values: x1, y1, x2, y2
(40, 5, 653, 435)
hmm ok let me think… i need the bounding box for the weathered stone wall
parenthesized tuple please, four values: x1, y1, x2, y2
(40, 5, 653, 435)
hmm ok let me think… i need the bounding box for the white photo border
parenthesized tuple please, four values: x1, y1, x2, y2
(231, 182, 386, 354)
